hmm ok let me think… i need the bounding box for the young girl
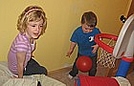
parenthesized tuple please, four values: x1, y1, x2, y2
(66, 11, 101, 79)
(8, 5, 47, 78)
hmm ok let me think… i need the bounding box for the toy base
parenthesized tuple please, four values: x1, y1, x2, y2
(75, 75, 119, 86)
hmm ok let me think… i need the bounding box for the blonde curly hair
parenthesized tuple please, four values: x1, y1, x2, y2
(17, 5, 47, 35)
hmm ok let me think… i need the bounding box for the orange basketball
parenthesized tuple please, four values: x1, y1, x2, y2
(76, 56, 92, 72)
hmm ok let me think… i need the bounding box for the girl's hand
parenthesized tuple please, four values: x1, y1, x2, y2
(11, 75, 19, 78)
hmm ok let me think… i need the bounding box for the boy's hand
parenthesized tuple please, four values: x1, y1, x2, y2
(66, 42, 76, 57)
(66, 50, 73, 57)
(91, 44, 99, 53)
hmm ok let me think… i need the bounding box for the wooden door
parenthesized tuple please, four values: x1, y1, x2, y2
(128, 0, 134, 17)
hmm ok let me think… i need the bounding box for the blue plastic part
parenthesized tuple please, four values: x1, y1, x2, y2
(116, 59, 131, 77)
(75, 79, 81, 86)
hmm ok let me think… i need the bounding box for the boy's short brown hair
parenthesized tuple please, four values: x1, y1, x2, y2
(81, 11, 97, 27)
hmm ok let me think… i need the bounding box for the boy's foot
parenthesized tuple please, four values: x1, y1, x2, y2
(68, 74, 74, 79)
(68, 74, 79, 80)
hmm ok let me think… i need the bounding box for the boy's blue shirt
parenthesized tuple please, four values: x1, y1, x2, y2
(70, 26, 101, 57)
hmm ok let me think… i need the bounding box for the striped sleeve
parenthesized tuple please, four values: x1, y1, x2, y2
(14, 33, 29, 52)
(15, 41, 28, 52)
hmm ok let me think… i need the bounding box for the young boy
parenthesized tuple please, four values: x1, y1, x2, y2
(66, 11, 101, 79)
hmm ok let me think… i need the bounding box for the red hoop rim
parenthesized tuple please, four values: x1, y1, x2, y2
(95, 33, 118, 53)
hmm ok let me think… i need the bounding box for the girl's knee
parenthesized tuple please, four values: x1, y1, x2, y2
(41, 66, 48, 75)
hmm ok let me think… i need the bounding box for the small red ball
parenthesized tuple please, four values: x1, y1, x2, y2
(76, 56, 92, 72)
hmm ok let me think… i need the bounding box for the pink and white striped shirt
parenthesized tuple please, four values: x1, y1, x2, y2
(8, 33, 35, 74)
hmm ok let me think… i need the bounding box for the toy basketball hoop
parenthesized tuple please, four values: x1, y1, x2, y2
(95, 33, 118, 54)
(95, 33, 118, 68)
(95, 14, 134, 68)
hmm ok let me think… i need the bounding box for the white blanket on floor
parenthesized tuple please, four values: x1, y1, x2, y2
(0, 61, 66, 86)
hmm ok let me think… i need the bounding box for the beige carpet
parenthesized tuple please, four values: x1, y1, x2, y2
(48, 65, 134, 86)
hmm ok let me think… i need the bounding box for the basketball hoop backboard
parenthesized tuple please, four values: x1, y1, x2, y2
(113, 14, 134, 58)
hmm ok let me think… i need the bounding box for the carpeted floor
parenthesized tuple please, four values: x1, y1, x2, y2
(48, 65, 134, 86)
